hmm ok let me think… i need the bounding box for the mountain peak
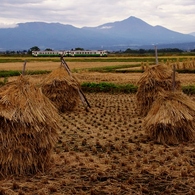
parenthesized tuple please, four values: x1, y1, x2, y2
(96, 15, 153, 31)
(123, 16, 144, 21)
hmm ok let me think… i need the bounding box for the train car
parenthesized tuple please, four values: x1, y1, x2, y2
(32, 50, 63, 57)
(67, 50, 107, 57)
(32, 50, 107, 57)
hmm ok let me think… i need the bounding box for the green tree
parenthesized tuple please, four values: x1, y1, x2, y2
(45, 48, 53, 51)
(139, 49, 146, 54)
(75, 47, 84, 50)
(28, 46, 40, 54)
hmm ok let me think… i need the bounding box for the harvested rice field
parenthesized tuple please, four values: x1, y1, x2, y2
(0, 60, 195, 194)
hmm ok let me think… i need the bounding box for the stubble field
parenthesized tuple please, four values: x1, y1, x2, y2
(1, 60, 195, 85)
(0, 58, 195, 195)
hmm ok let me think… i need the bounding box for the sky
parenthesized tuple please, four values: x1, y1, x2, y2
(0, 0, 195, 34)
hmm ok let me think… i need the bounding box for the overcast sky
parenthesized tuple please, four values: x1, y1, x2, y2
(0, 0, 195, 34)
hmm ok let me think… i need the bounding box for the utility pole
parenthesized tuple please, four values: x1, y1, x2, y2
(155, 45, 158, 65)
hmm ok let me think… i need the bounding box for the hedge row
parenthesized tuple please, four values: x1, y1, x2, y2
(81, 82, 195, 95)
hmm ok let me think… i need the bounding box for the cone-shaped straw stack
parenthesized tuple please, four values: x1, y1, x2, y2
(144, 91, 195, 145)
(136, 64, 181, 116)
(0, 75, 60, 176)
(40, 65, 81, 112)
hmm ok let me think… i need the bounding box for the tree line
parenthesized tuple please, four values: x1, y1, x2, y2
(123, 48, 184, 54)
(1, 46, 195, 56)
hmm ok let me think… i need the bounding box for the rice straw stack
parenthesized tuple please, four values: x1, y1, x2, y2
(136, 64, 181, 116)
(144, 91, 195, 145)
(40, 66, 81, 112)
(0, 75, 60, 176)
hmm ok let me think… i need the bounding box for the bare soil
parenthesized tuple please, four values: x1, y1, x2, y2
(0, 62, 195, 194)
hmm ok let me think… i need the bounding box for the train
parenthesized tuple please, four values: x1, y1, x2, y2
(32, 50, 108, 57)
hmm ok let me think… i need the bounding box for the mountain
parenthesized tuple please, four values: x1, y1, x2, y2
(189, 32, 195, 36)
(0, 16, 195, 51)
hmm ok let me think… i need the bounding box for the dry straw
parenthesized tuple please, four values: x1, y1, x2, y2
(0, 75, 60, 176)
(143, 91, 195, 145)
(41, 57, 90, 112)
(136, 64, 181, 116)
(41, 66, 81, 112)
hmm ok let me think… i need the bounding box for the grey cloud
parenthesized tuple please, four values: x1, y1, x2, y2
(1, 0, 43, 4)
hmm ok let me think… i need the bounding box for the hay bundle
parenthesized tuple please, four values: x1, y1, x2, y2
(136, 64, 181, 116)
(144, 91, 195, 145)
(0, 75, 60, 176)
(41, 66, 81, 112)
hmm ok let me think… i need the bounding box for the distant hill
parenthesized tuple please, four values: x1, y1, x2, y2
(0, 16, 195, 51)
